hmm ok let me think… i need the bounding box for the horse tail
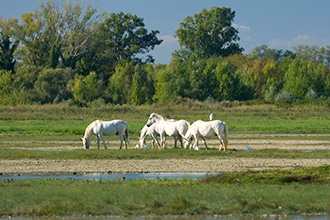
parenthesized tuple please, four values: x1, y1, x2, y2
(223, 122, 229, 150)
(125, 124, 129, 144)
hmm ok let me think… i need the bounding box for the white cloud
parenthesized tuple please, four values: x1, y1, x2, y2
(293, 34, 317, 44)
(233, 23, 251, 31)
(269, 38, 292, 48)
(158, 35, 179, 47)
(269, 34, 330, 50)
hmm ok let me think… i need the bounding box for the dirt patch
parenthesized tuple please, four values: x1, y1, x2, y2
(1, 134, 329, 174)
(1, 158, 330, 174)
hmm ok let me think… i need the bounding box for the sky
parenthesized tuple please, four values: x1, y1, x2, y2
(1, 0, 330, 64)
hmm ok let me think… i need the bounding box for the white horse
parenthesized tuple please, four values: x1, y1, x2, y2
(82, 119, 129, 149)
(184, 120, 228, 151)
(146, 113, 190, 149)
(138, 123, 161, 149)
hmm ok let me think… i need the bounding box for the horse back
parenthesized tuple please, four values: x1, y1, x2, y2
(101, 120, 128, 135)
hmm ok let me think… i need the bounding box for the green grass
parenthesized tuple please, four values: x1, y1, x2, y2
(0, 148, 330, 160)
(0, 166, 329, 217)
(0, 103, 329, 135)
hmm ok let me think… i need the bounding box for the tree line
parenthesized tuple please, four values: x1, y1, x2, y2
(1, 1, 330, 105)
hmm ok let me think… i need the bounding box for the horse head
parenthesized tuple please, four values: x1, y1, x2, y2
(81, 137, 90, 149)
(146, 113, 159, 127)
(183, 131, 193, 149)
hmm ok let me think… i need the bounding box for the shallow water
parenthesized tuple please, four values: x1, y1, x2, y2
(0, 172, 220, 181)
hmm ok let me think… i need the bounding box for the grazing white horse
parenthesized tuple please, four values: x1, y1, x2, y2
(184, 120, 228, 151)
(138, 123, 161, 149)
(82, 120, 129, 149)
(146, 113, 190, 149)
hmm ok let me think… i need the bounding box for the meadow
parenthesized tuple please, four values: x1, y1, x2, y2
(0, 102, 329, 218)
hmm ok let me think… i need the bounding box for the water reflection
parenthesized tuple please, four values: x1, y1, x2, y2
(0, 172, 220, 181)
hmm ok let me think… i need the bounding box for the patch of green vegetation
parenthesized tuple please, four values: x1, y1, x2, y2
(0, 103, 329, 135)
(200, 165, 330, 185)
(0, 148, 329, 160)
(0, 166, 329, 217)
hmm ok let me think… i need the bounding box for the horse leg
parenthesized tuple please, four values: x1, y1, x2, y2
(119, 133, 127, 149)
(119, 135, 123, 149)
(178, 136, 183, 148)
(161, 135, 166, 149)
(124, 134, 128, 149)
(99, 134, 107, 149)
(200, 137, 209, 149)
(173, 136, 177, 148)
(219, 139, 224, 151)
(191, 136, 198, 150)
(96, 135, 100, 149)
(151, 138, 155, 149)
(217, 134, 225, 151)
(152, 134, 161, 149)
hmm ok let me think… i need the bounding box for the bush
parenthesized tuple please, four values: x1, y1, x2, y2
(275, 90, 294, 103)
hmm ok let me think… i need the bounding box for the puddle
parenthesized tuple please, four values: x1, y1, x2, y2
(0, 172, 220, 181)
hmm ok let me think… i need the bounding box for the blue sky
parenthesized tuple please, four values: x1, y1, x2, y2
(1, 0, 330, 64)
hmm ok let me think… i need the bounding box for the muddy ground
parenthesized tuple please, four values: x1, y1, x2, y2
(1, 134, 330, 174)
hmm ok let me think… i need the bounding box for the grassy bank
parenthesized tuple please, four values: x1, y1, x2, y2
(0, 166, 329, 217)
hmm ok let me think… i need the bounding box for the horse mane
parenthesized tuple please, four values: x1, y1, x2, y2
(150, 113, 165, 120)
(83, 120, 97, 140)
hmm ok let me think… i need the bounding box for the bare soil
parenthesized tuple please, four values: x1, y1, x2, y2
(1, 134, 329, 174)
(2, 158, 330, 174)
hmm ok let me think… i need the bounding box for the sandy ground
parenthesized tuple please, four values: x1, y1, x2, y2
(1, 134, 330, 174)
(1, 158, 330, 174)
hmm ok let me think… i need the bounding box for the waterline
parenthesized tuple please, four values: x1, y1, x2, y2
(0, 172, 220, 181)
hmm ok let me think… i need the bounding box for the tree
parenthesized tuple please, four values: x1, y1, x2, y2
(96, 12, 162, 75)
(153, 67, 176, 103)
(284, 59, 314, 99)
(0, 17, 19, 72)
(185, 57, 219, 101)
(175, 7, 243, 59)
(130, 64, 153, 105)
(249, 45, 293, 62)
(34, 68, 73, 103)
(0, 70, 29, 105)
(106, 61, 134, 104)
(71, 71, 102, 103)
(214, 60, 241, 101)
(153, 55, 188, 103)
(17, 0, 97, 69)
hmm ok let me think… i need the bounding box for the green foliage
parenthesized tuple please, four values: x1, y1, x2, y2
(71, 71, 102, 103)
(1, 0, 330, 105)
(130, 64, 154, 105)
(176, 7, 243, 59)
(16, 0, 98, 69)
(0, 70, 29, 105)
(153, 57, 187, 103)
(106, 61, 134, 104)
(284, 59, 314, 98)
(97, 12, 162, 65)
(0, 17, 19, 72)
(34, 68, 73, 103)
